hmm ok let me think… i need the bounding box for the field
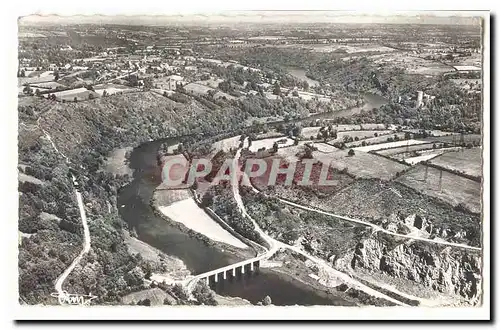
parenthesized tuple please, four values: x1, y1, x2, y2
(396, 164, 481, 213)
(309, 142, 339, 153)
(302, 127, 322, 138)
(429, 148, 482, 178)
(403, 153, 443, 165)
(184, 82, 213, 95)
(52, 87, 100, 101)
(376, 143, 442, 156)
(334, 130, 393, 142)
(276, 145, 303, 163)
(212, 135, 242, 152)
(250, 155, 353, 196)
(31, 81, 66, 90)
(94, 84, 138, 96)
(302, 127, 392, 142)
(421, 134, 482, 145)
(249, 137, 295, 152)
(353, 139, 428, 152)
(403, 129, 456, 137)
(313, 149, 408, 180)
(310, 44, 396, 54)
(372, 53, 454, 75)
(345, 133, 407, 149)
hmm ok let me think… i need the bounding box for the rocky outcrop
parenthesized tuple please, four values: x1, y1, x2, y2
(343, 236, 481, 304)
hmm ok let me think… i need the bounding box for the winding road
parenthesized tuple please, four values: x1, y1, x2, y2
(38, 129, 92, 298)
(231, 140, 410, 306)
(54, 183, 91, 296)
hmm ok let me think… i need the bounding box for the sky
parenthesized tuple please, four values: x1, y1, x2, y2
(19, 12, 483, 26)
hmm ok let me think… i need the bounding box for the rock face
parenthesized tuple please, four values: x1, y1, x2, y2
(344, 237, 481, 303)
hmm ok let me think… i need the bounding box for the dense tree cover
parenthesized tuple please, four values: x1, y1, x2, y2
(18, 89, 300, 305)
(209, 185, 265, 245)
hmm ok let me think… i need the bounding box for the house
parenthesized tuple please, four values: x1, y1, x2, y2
(157, 75, 184, 91)
(184, 66, 198, 72)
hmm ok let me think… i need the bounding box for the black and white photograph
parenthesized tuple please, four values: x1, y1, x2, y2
(9, 7, 491, 321)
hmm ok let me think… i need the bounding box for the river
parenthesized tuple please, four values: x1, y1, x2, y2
(117, 138, 352, 306)
(286, 67, 388, 121)
(287, 68, 320, 88)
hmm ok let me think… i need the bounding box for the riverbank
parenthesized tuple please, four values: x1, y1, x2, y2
(267, 249, 396, 306)
(116, 139, 381, 305)
(153, 190, 249, 250)
(150, 197, 255, 263)
(123, 230, 191, 282)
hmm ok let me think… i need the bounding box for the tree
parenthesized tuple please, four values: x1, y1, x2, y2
(143, 77, 154, 90)
(171, 283, 189, 302)
(54, 71, 59, 81)
(272, 142, 279, 153)
(304, 145, 314, 159)
(272, 82, 281, 96)
(23, 84, 33, 95)
(201, 192, 214, 208)
(192, 282, 217, 306)
(102, 90, 108, 97)
(35, 89, 41, 97)
(292, 90, 299, 97)
(291, 125, 302, 137)
(262, 295, 272, 306)
(88, 93, 95, 100)
(348, 149, 355, 157)
(74, 97, 78, 103)
(128, 74, 139, 87)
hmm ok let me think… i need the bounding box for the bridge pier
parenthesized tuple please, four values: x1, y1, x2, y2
(250, 262, 254, 271)
(232, 268, 236, 277)
(223, 271, 227, 280)
(205, 277, 209, 286)
(241, 265, 245, 274)
(214, 273, 218, 283)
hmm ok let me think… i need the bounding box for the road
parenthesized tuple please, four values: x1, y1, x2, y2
(54, 182, 91, 296)
(231, 140, 409, 306)
(278, 199, 481, 251)
(232, 141, 284, 256)
(239, 156, 480, 252)
(38, 129, 92, 298)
